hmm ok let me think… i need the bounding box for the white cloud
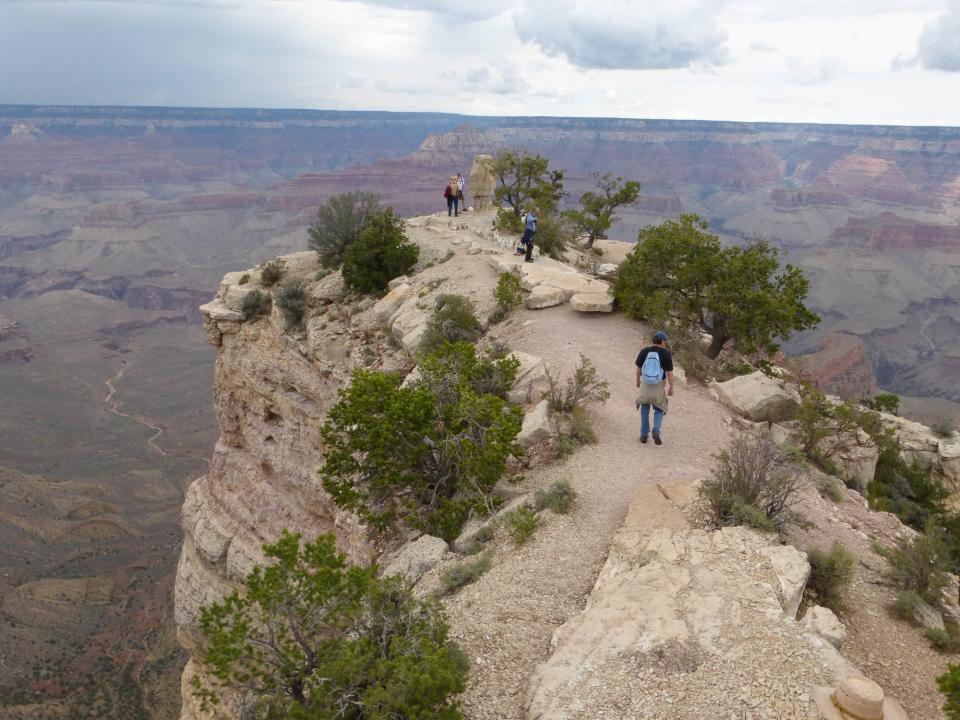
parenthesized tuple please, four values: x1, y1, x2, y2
(917, 0, 960, 71)
(785, 55, 846, 85)
(333, 0, 513, 21)
(513, 0, 730, 70)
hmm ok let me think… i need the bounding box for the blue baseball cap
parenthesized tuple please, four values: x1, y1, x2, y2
(653, 331, 668, 342)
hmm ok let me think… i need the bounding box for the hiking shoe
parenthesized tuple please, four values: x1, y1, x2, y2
(640, 435, 648, 444)
(653, 431, 662, 445)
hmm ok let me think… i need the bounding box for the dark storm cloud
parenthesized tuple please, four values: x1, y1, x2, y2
(917, 0, 960, 71)
(513, 0, 730, 70)
(0, 0, 322, 106)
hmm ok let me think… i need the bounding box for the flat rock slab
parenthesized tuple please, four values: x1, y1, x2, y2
(569, 291, 614, 313)
(373, 283, 413, 324)
(199, 301, 244, 322)
(517, 400, 552, 447)
(525, 285, 566, 309)
(802, 605, 847, 649)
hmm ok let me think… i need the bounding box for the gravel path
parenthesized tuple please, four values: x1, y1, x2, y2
(442, 301, 731, 719)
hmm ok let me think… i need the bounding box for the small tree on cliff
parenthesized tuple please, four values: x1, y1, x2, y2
(194, 530, 467, 719)
(564, 173, 641, 248)
(321, 344, 522, 540)
(613, 214, 819, 358)
(342, 209, 419, 293)
(492, 149, 564, 231)
(308, 192, 381, 268)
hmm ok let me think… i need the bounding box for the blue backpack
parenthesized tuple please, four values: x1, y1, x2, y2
(641, 350, 663, 385)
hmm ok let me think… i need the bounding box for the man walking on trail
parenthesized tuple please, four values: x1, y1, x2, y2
(635, 331, 674, 445)
(521, 206, 538, 262)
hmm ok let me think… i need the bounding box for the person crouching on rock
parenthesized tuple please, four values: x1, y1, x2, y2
(635, 331, 674, 445)
(521, 206, 538, 262)
(444, 175, 459, 216)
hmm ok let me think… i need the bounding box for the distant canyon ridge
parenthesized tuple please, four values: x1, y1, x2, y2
(0, 105, 958, 717)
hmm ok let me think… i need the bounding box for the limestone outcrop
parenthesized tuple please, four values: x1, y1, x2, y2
(713, 371, 799, 423)
(526, 502, 848, 719)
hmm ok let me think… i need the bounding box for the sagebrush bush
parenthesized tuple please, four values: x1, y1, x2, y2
(926, 627, 960, 653)
(276, 279, 307, 330)
(878, 522, 950, 604)
(807, 544, 855, 613)
(504, 506, 538, 545)
(697, 433, 799, 530)
(440, 553, 492, 595)
(422, 294, 483, 353)
(933, 419, 956, 439)
(730, 501, 776, 532)
(341, 209, 418, 293)
(891, 589, 925, 623)
(240, 289, 270, 320)
(308, 192, 381, 268)
(816, 475, 844, 503)
(567, 406, 597, 445)
(195, 531, 467, 719)
(259, 258, 285, 288)
(543, 354, 610, 413)
(534, 480, 576, 514)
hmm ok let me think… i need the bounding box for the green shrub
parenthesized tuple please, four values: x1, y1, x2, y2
(461, 524, 496, 555)
(543, 354, 610, 413)
(194, 530, 467, 719)
(697, 433, 799, 530)
(891, 589, 925, 623)
(879, 522, 951, 603)
(320, 352, 522, 540)
(440, 553, 492, 595)
(491, 272, 523, 322)
(504, 506, 539, 545)
(940, 663, 960, 719)
(238, 273, 250, 285)
(533, 211, 574, 260)
(414, 341, 519, 406)
(807, 544, 855, 613)
(816, 475, 844, 503)
(276, 280, 308, 330)
(342, 209, 419, 293)
(422, 294, 483, 353)
(934, 419, 956, 439)
(926, 627, 960, 653)
(534, 480, 576, 514)
(308, 192, 382, 268)
(866, 393, 900, 415)
(567, 406, 598, 445)
(493, 208, 524, 233)
(239, 289, 270, 320)
(259, 258, 285, 288)
(730, 501, 777, 532)
(868, 445, 947, 530)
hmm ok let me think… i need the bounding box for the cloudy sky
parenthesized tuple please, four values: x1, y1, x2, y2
(2, 0, 959, 125)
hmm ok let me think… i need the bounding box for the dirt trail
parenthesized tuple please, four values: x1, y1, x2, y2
(443, 299, 732, 719)
(104, 361, 169, 457)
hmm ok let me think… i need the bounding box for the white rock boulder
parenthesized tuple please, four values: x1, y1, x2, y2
(382, 535, 449, 584)
(759, 544, 810, 619)
(517, 400, 552, 447)
(373, 283, 413, 324)
(569, 291, 613, 313)
(714, 371, 799, 423)
(525, 285, 566, 309)
(802, 605, 847, 649)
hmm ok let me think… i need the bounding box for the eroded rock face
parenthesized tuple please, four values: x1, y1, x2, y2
(179, 254, 375, 715)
